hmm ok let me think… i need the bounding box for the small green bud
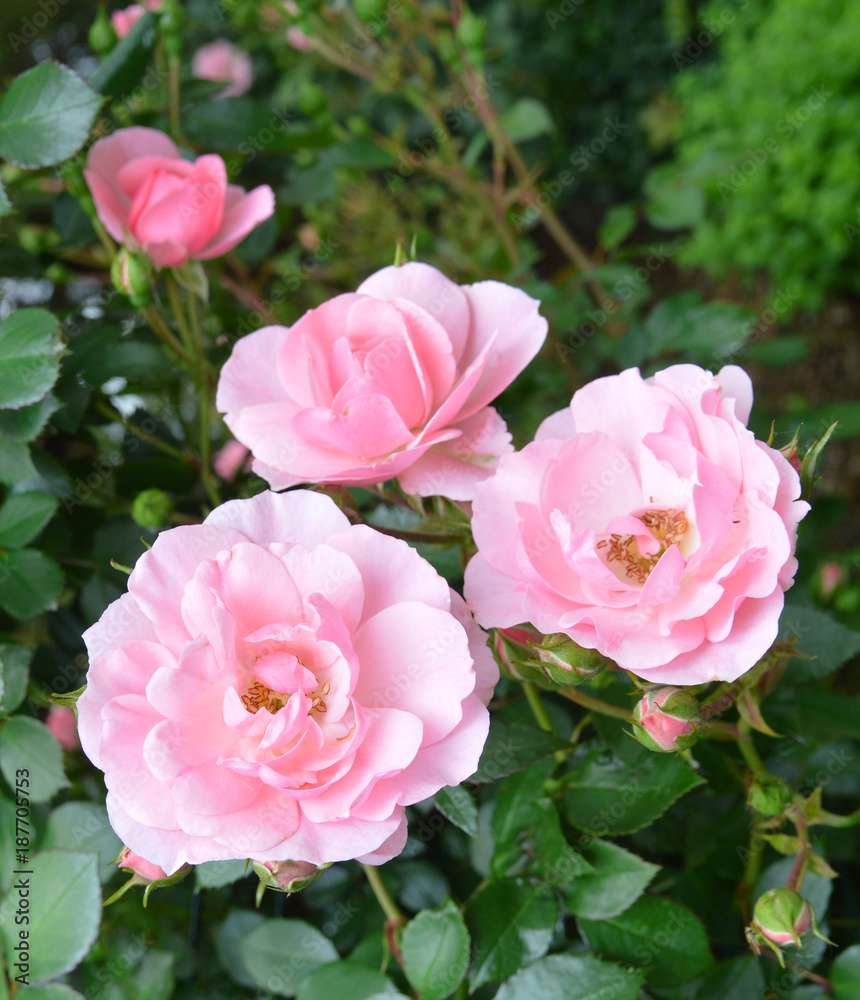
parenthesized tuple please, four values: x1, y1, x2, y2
(111, 250, 151, 307)
(531, 633, 609, 684)
(88, 6, 118, 57)
(132, 489, 173, 529)
(253, 859, 328, 905)
(748, 774, 791, 817)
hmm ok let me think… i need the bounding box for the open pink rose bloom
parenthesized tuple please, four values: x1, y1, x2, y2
(84, 126, 275, 269)
(465, 364, 809, 684)
(216, 262, 548, 500)
(77, 490, 497, 873)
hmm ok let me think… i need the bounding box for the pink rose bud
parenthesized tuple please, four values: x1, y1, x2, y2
(111, 0, 160, 39)
(531, 633, 610, 685)
(253, 859, 326, 895)
(84, 127, 275, 269)
(632, 686, 702, 753)
(465, 365, 809, 685)
(214, 440, 250, 481)
(818, 561, 843, 600)
(752, 888, 811, 947)
(46, 706, 80, 751)
(118, 847, 170, 883)
(192, 40, 254, 99)
(286, 26, 314, 52)
(216, 262, 547, 501)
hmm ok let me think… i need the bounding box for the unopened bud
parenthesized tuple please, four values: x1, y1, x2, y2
(752, 888, 811, 948)
(252, 859, 328, 904)
(132, 488, 173, 529)
(111, 250, 151, 307)
(106, 847, 192, 907)
(748, 774, 791, 817)
(531, 633, 610, 686)
(632, 686, 701, 752)
(89, 6, 118, 56)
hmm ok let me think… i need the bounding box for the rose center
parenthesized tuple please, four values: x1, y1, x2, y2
(596, 508, 689, 585)
(241, 678, 331, 716)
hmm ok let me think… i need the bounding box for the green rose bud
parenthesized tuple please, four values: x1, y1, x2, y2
(132, 489, 174, 529)
(748, 774, 791, 817)
(111, 250, 151, 307)
(752, 887, 811, 949)
(88, 6, 118, 57)
(253, 859, 328, 905)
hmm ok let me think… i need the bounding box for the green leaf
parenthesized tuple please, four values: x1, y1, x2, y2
(0, 63, 101, 168)
(0, 441, 38, 485)
(562, 742, 704, 836)
(578, 896, 714, 988)
(195, 858, 250, 889)
(599, 204, 637, 251)
(0, 492, 58, 549)
(0, 850, 100, 985)
(238, 919, 339, 996)
(801, 421, 838, 499)
(501, 98, 555, 143)
(125, 949, 175, 1000)
(0, 393, 59, 442)
(88, 11, 160, 96)
(780, 604, 860, 682)
(16, 986, 86, 999)
(0, 548, 64, 619)
(0, 796, 17, 893)
(0, 309, 64, 410)
(0, 717, 69, 801)
(495, 953, 644, 1000)
(831, 944, 860, 999)
(435, 784, 479, 838)
(296, 962, 397, 1000)
(42, 802, 122, 885)
(471, 718, 567, 784)
(402, 899, 469, 1000)
(696, 956, 766, 1000)
(0, 642, 31, 714)
(565, 840, 660, 920)
(492, 761, 593, 885)
(216, 909, 265, 989)
(0, 178, 11, 218)
(465, 878, 558, 988)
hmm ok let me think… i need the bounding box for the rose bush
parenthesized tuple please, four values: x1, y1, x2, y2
(216, 261, 548, 500)
(84, 126, 275, 269)
(465, 364, 809, 684)
(77, 490, 496, 874)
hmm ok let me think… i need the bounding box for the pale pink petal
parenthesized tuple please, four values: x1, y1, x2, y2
(197, 184, 275, 259)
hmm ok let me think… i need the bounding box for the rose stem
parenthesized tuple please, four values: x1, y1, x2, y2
(186, 288, 221, 508)
(94, 399, 190, 463)
(735, 719, 768, 777)
(556, 686, 632, 721)
(361, 864, 403, 924)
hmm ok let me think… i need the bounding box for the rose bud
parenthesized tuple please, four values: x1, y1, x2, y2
(192, 40, 253, 99)
(253, 859, 328, 904)
(632, 686, 702, 753)
(110, 250, 151, 308)
(747, 774, 791, 817)
(749, 888, 815, 964)
(132, 488, 174, 529)
(106, 848, 191, 907)
(531, 633, 610, 686)
(817, 562, 844, 601)
(46, 706, 80, 751)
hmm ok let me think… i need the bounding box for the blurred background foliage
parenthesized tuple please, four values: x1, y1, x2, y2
(0, 0, 859, 998)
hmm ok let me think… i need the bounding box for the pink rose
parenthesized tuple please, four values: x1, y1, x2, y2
(216, 262, 547, 500)
(213, 440, 250, 481)
(465, 364, 809, 685)
(77, 490, 496, 874)
(286, 26, 314, 52)
(111, 0, 160, 39)
(192, 40, 254, 98)
(46, 705, 80, 751)
(84, 127, 275, 269)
